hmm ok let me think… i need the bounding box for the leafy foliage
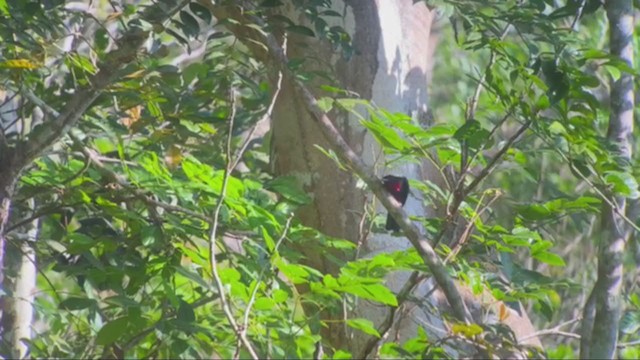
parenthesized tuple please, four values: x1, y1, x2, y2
(0, 0, 638, 358)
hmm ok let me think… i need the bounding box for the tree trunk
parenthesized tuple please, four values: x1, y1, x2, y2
(583, 0, 634, 358)
(268, 1, 541, 357)
(1, 197, 38, 359)
(0, 162, 18, 344)
(269, 1, 437, 353)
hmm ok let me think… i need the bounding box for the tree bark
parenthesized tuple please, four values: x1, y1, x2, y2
(583, 0, 634, 358)
(1, 199, 38, 359)
(206, 0, 542, 356)
(267, 1, 440, 353)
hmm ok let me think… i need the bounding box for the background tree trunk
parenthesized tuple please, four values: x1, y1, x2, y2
(1, 199, 38, 359)
(583, 0, 634, 358)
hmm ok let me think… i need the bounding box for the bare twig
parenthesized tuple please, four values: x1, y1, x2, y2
(520, 317, 581, 343)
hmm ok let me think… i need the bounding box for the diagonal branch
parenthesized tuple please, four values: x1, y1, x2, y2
(19, 0, 190, 166)
(230, 3, 473, 324)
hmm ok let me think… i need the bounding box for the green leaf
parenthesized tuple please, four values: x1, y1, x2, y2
(189, 2, 212, 24)
(517, 204, 552, 220)
(286, 25, 315, 37)
(96, 317, 129, 345)
(533, 251, 566, 267)
(620, 311, 640, 334)
(254, 297, 276, 310)
(173, 266, 211, 290)
(453, 120, 491, 149)
(267, 176, 312, 205)
(316, 97, 334, 112)
(347, 318, 381, 337)
(177, 299, 196, 323)
(262, 226, 275, 253)
(59, 297, 97, 311)
(274, 257, 309, 284)
(0, 0, 8, 16)
(332, 350, 352, 359)
(339, 283, 397, 306)
(260, 0, 284, 7)
(604, 171, 640, 199)
(361, 114, 411, 151)
(548, 121, 566, 135)
(179, 11, 200, 38)
(314, 145, 348, 171)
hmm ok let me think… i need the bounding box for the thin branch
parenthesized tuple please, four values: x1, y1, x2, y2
(208, 89, 259, 360)
(464, 120, 531, 196)
(520, 317, 581, 343)
(230, 42, 285, 172)
(72, 137, 214, 225)
(359, 271, 426, 359)
(444, 189, 502, 263)
(236, 215, 293, 359)
(461, 24, 510, 171)
(435, 119, 531, 247)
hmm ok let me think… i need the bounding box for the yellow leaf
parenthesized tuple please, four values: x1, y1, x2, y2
(124, 69, 146, 79)
(121, 105, 142, 128)
(498, 302, 510, 322)
(164, 145, 183, 169)
(0, 59, 40, 70)
(451, 323, 483, 338)
(105, 11, 122, 22)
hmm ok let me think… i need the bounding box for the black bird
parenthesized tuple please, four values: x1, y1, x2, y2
(382, 175, 409, 231)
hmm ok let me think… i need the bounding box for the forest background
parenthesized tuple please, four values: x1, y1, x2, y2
(0, 0, 638, 359)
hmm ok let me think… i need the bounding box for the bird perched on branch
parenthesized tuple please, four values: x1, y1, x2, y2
(382, 175, 409, 231)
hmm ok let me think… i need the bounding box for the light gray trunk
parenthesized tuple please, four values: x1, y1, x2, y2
(2, 199, 38, 359)
(582, 1, 634, 358)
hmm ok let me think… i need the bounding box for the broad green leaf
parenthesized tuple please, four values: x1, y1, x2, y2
(604, 171, 640, 199)
(347, 318, 380, 337)
(254, 297, 276, 310)
(533, 251, 566, 267)
(338, 283, 397, 306)
(453, 120, 492, 150)
(267, 175, 312, 205)
(179, 11, 200, 38)
(361, 114, 411, 151)
(286, 25, 315, 37)
(189, 2, 212, 23)
(316, 97, 334, 112)
(0, 0, 8, 15)
(620, 311, 640, 334)
(274, 257, 309, 284)
(332, 350, 352, 359)
(262, 226, 275, 253)
(177, 299, 196, 323)
(59, 297, 97, 311)
(96, 317, 129, 345)
(173, 266, 211, 289)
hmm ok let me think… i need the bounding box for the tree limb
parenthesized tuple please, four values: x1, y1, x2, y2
(225, 2, 473, 324)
